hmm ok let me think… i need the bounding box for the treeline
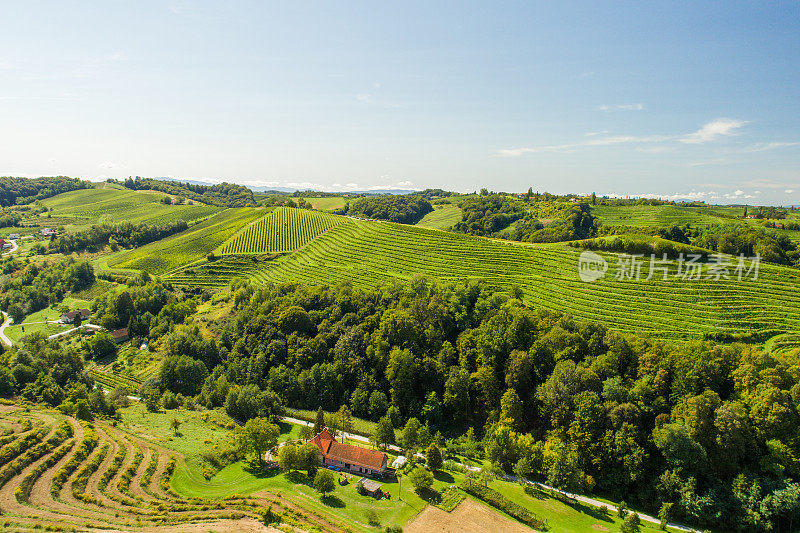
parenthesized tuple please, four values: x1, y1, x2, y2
(47, 219, 189, 254)
(0, 211, 22, 228)
(0, 258, 94, 323)
(119, 177, 255, 207)
(453, 194, 597, 242)
(592, 223, 800, 267)
(136, 278, 800, 532)
(0, 176, 89, 206)
(345, 195, 433, 224)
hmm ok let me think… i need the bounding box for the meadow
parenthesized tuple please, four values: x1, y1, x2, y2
(299, 196, 348, 211)
(415, 203, 462, 230)
(40, 184, 222, 229)
(591, 204, 732, 228)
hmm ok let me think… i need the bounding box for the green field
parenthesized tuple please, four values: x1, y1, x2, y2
(40, 185, 222, 229)
(301, 196, 348, 211)
(416, 203, 462, 230)
(591, 204, 730, 228)
(220, 207, 342, 254)
(108, 207, 264, 274)
(162, 208, 800, 342)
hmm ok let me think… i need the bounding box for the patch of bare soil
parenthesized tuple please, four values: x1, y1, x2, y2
(404, 498, 533, 533)
(110, 517, 281, 533)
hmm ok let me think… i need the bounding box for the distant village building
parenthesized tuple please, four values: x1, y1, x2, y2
(39, 228, 55, 237)
(308, 430, 388, 477)
(59, 309, 91, 324)
(8, 233, 19, 240)
(109, 328, 129, 344)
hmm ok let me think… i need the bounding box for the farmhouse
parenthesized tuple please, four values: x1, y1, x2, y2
(60, 309, 91, 324)
(308, 430, 388, 477)
(8, 233, 19, 240)
(40, 227, 55, 236)
(109, 328, 129, 343)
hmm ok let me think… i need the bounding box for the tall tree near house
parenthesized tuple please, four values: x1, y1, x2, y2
(337, 405, 353, 441)
(314, 406, 325, 435)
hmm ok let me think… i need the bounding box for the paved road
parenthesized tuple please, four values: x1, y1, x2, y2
(2, 239, 18, 256)
(0, 312, 12, 347)
(48, 323, 102, 340)
(280, 415, 699, 532)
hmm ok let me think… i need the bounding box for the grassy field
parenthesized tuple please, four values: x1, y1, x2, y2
(164, 208, 800, 343)
(591, 204, 731, 228)
(416, 203, 462, 230)
(108, 207, 264, 274)
(301, 196, 348, 211)
(40, 185, 222, 230)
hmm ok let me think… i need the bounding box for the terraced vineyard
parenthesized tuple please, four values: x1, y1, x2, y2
(220, 207, 341, 254)
(591, 204, 731, 228)
(0, 405, 350, 532)
(108, 208, 264, 274)
(168, 210, 800, 342)
(41, 186, 222, 229)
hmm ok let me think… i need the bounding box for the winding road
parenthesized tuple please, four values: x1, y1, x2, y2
(0, 312, 12, 347)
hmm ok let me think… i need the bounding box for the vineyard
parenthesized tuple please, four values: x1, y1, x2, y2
(220, 207, 342, 254)
(40, 186, 222, 229)
(590, 204, 729, 228)
(0, 405, 351, 532)
(108, 208, 264, 274)
(167, 209, 800, 343)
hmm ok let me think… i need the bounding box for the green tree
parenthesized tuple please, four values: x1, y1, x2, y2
(236, 417, 280, 465)
(140, 386, 161, 412)
(75, 398, 92, 420)
(170, 417, 181, 435)
(400, 418, 421, 451)
(313, 469, 336, 496)
(408, 467, 434, 492)
(620, 512, 640, 533)
(443, 366, 470, 421)
(426, 443, 443, 471)
(278, 444, 301, 472)
(500, 389, 524, 429)
(371, 415, 395, 450)
(88, 331, 117, 360)
(314, 406, 325, 435)
(337, 404, 353, 440)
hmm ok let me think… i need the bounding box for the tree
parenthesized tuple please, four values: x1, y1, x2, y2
(75, 399, 92, 420)
(426, 443, 443, 471)
(399, 418, 421, 451)
(278, 444, 301, 472)
(298, 443, 320, 477)
(140, 386, 161, 412)
(236, 417, 279, 465)
(314, 406, 325, 435)
(314, 469, 336, 497)
(620, 512, 640, 533)
(408, 467, 434, 492)
(171, 418, 181, 435)
(88, 331, 117, 360)
(500, 389, 524, 429)
(368, 390, 389, 421)
(337, 405, 353, 440)
(371, 415, 395, 449)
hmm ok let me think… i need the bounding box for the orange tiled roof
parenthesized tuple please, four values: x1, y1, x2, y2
(308, 431, 386, 470)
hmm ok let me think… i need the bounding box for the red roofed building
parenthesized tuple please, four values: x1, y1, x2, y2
(308, 430, 388, 477)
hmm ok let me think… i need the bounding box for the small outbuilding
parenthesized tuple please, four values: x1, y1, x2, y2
(357, 477, 383, 498)
(60, 309, 91, 324)
(390, 456, 408, 470)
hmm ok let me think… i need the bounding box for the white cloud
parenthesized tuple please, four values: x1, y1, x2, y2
(786, 189, 795, 194)
(597, 103, 643, 112)
(396, 180, 414, 187)
(734, 190, 744, 196)
(356, 93, 373, 103)
(744, 141, 800, 152)
(680, 118, 747, 144)
(98, 161, 121, 170)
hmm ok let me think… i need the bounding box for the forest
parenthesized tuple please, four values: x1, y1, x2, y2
(0, 176, 89, 206)
(119, 177, 255, 207)
(345, 195, 433, 223)
(46, 275, 794, 532)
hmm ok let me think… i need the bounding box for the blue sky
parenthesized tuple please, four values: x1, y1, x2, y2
(1, 1, 798, 203)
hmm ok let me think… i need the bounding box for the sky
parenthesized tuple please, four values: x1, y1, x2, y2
(1, 1, 798, 204)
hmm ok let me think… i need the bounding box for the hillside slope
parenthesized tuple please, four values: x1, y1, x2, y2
(164, 208, 800, 341)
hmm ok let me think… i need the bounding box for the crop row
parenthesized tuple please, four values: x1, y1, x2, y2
(220, 206, 341, 254)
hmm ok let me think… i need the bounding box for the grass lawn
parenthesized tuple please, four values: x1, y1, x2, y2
(301, 196, 347, 211)
(416, 203, 461, 230)
(285, 407, 396, 440)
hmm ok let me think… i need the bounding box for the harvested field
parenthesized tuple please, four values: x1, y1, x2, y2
(404, 498, 533, 533)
